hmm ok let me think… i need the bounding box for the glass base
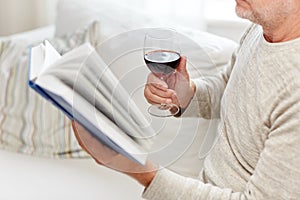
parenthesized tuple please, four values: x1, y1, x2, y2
(147, 104, 180, 117)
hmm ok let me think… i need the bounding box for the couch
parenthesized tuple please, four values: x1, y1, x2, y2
(0, 0, 238, 199)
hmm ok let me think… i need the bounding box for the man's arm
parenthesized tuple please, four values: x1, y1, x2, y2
(71, 121, 157, 187)
(143, 82, 300, 200)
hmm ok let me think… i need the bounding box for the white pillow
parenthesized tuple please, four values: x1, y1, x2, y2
(55, 0, 183, 41)
(0, 21, 100, 158)
(0, 25, 55, 45)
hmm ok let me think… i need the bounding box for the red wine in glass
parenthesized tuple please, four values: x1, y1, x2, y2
(144, 50, 181, 78)
(143, 28, 181, 117)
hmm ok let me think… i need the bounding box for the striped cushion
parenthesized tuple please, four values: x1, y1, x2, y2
(0, 21, 100, 158)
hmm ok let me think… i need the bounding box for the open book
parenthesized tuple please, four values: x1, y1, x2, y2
(28, 41, 154, 165)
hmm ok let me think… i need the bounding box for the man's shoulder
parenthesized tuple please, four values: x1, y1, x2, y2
(239, 23, 260, 44)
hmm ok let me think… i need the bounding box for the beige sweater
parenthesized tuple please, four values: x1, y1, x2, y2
(143, 24, 300, 200)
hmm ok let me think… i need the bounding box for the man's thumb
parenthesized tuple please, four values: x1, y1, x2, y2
(176, 56, 189, 79)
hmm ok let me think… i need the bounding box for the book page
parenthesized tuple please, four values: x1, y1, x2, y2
(35, 42, 154, 150)
(29, 41, 61, 80)
(36, 75, 148, 164)
(82, 50, 155, 139)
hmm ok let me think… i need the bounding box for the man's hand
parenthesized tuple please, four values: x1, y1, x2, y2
(144, 56, 196, 110)
(72, 121, 157, 187)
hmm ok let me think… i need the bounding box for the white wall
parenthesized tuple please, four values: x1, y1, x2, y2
(0, 0, 58, 36)
(101, 0, 206, 30)
(143, 0, 206, 30)
(0, 0, 205, 36)
(0, 0, 249, 42)
(204, 0, 251, 42)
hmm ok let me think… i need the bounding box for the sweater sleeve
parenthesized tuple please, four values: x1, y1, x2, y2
(182, 50, 236, 119)
(142, 83, 300, 200)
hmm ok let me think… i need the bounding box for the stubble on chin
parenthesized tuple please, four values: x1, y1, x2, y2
(235, 6, 254, 21)
(235, 0, 294, 27)
(235, 0, 256, 22)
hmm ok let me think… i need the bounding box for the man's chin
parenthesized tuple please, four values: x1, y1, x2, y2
(235, 7, 253, 21)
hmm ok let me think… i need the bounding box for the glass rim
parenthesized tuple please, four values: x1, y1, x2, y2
(145, 27, 178, 40)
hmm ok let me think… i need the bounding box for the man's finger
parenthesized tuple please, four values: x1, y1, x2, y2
(144, 86, 173, 105)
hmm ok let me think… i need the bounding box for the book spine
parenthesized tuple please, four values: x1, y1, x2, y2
(28, 81, 73, 119)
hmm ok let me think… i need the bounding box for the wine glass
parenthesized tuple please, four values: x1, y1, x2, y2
(143, 28, 181, 117)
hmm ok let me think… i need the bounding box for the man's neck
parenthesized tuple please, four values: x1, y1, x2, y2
(263, 6, 300, 43)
